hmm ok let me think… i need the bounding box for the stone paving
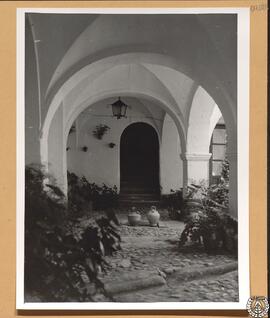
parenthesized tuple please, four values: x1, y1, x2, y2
(97, 212, 239, 302)
(113, 271, 238, 302)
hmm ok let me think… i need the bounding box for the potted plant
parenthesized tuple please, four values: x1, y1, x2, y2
(147, 205, 160, 227)
(178, 169, 237, 254)
(108, 142, 116, 148)
(92, 124, 110, 140)
(128, 207, 141, 226)
(81, 146, 88, 152)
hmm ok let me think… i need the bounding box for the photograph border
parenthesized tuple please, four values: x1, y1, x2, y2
(16, 6, 250, 311)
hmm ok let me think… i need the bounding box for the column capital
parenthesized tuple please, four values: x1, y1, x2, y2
(180, 152, 212, 161)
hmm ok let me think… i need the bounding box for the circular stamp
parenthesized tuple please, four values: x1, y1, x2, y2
(247, 296, 269, 318)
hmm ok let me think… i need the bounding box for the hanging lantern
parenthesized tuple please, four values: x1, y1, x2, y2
(111, 97, 128, 119)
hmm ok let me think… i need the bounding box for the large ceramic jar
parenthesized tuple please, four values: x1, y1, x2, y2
(147, 206, 160, 227)
(128, 207, 141, 226)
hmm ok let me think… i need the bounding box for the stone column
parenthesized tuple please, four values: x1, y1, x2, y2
(181, 152, 212, 186)
(226, 152, 238, 219)
(47, 103, 68, 196)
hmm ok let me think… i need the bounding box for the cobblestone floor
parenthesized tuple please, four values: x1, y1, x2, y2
(97, 212, 239, 302)
(114, 271, 238, 302)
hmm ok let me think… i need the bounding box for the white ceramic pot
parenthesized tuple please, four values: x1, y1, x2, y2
(147, 206, 160, 227)
(128, 212, 141, 226)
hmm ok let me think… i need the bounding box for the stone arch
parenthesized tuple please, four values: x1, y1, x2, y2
(45, 52, 236, 135)
(44, 14, 237, 129)
(42, 90, 185, 195)
(42, 54, 190, 146)
(186, 85, 237, 217)
(64, 92, 184, 148)
(40, 52, 237, 216)
(41, 55, 190, 175)
(77, 97, 162, 145)
(187, 86, 219, 155)
(160, 113, 183, 194)
(66, 96, 164, 191)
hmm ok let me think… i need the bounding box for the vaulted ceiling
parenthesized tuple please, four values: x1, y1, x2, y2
(27, 12, 237, 148)
(28, 13, 237, 110)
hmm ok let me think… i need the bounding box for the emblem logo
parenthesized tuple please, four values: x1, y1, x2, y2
(247, 296, 269, 318)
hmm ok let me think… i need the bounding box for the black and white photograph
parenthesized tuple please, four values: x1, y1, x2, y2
(16, 7, 250, 310)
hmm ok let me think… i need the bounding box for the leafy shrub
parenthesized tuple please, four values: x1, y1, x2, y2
(161, 189, 184, 220)
(95, 217, 121, 255)
(94, 183, 119, 210)
(221, 158, 230, 181)
(25, 165, 121, 302)
(67, 172, 119, 212)
(179, 207, 237, 254)
(179, 180, 237, 254)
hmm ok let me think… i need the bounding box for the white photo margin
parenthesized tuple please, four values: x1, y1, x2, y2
(16, 6, 250, 310)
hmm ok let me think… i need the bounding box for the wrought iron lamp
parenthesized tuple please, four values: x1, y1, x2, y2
(111, 97, 128, 119)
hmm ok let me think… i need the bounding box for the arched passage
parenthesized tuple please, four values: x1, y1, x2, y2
(186, 86, 224, 185)
(40, 55, 236, 215)
(120, 123, 160, 195)
(186, 85, 237, 218)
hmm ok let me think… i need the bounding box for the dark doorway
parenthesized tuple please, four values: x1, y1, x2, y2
(120, 123, 160, 194)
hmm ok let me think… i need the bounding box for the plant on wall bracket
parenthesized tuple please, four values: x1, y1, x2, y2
(92, 124, 110, 140)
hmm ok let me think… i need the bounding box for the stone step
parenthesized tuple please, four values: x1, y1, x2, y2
(101, 262, 238, 297)
(119, 193, 160, 199)
(121, 181, 158, 186)
(119, 199, 160, 207)
(119, 199, 160, 205)
(121, 184, 159, 189)
(121, 179, 158, 185)
(121, 190, 159, 196)
(102, 271, 166, 295)
(121, 176, 155, 181)
(120, 177, 160, 206)
(121, 185, 159, 191)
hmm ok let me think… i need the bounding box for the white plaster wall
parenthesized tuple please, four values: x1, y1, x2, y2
(160, 114, 183, 193)
(66, 99, 182, 194)
(66, 98, 164, 191)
